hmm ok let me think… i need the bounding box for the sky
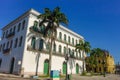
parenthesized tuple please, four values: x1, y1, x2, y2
(0, 0, 120, 64)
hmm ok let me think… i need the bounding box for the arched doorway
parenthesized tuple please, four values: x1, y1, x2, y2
(44, 59, 49, 75)
(63, 61, 67, 74)
(76, 63, 79, 74)
(10, 57, 15, 74)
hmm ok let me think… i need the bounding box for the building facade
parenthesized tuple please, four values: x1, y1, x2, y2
(0, 9, 84, 76)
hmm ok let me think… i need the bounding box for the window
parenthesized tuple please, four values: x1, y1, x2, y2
(59, 45, 62, 53)
(76, 40, 78, 45)
(3, 43, 5, 50)
(59, 32, 62, 40)
(14, 38, 18, 48)
(34, 21, 38, 27)
(10, 28, 12, 34)
(40, 25, 45, 33)
(68, 36, 70, 44)
(6, 41, 9, 49)
(64, 34, 66, 42)
(72, 38, 74, 45)
(31, 37, 36, 49)
(39, 39, 44, 50)
(13, 26, 16, 33)
(6, 30, 8, 37)
(17, 23, 21, 32)
(68, 48, 71, 55)
(19, 36, 23, 47)
(22, 20, 25, 30)
(3, 32, 5, 39)
(0, 45, 2, 52)
(53, 43, 56, 52)
(10, 40, 13, 48)
(64, 47, 66, 54)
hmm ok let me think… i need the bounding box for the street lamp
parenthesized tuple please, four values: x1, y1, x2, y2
(65, 44, 69, 80)
(102, 60, 106, 77)
(65, 53, 69, 80)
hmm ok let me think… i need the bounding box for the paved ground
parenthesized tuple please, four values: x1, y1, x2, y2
(0, 73, 120, 80)
(72, 74, 120, 80)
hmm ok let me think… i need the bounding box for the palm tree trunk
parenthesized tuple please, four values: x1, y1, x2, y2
(48, 39, 53, 75)
(82, 51, 85, 72)
(35, 53, 40, 76)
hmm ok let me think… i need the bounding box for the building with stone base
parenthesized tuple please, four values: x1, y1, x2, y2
(0, 9, 84, 76)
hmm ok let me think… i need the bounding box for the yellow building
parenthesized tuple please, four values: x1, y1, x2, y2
(96, 54, 115, 73)
(86, 52, 115, 73)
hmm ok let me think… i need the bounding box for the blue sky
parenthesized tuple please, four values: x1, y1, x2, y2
(0, 0, 120, 64)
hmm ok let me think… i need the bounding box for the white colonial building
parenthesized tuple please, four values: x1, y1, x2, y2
(0, 9, 84, 76)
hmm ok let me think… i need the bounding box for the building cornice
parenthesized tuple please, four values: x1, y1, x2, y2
(2, 8, 84, 39)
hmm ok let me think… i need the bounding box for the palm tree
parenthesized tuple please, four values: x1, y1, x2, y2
(38, 7, 68, 75)
(89, 48, 104, 72)
(75, 40, 91, 72)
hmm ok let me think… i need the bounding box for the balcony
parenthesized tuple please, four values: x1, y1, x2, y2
(3, 48, 11, 54)
(6, 32, 15, 38)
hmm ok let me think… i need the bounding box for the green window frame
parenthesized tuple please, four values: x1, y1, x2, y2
(13, 26, 16, 33)
(40, 25, 45, 34)
(68, 48, 71, 55)
(39, 39, 44, 50)
(53, 43, 56, 52)
(59, 45, 62, 53)
(22, 20, 25, 30)
(76, 39, 77, 45)
(59, 32, 62, 40)
(6, 30, 8, 37)
(14, 38, 18, 48)
(10, 40, 13, 48)
(68, 36, 70, 44)
(17, 23, 21, 32)
(34, 21, 38, 27)
(31, 37, 36, 49)
(3, 43, 5, 50)
(72, 38, 74, 45)
(7, 41, 9, 49)
(10, 28, 12, 34)
(19, 36, 23, 47)
(64, 34, 66, 42)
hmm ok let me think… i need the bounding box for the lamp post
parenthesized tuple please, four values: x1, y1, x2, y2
(65, 53, 69, 80)
(65, 43, 69, 80)
(103, 60, 106, 77)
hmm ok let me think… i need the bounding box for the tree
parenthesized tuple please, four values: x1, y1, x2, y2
(87, 48, 104, 72)
(75, 40, 91, 72)
(38, 7, 68, 75)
